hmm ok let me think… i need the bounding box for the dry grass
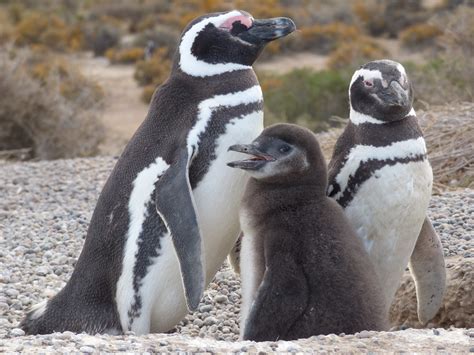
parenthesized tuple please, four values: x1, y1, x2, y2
(316, 103, 474, 192)
(0, 48, 105, 160)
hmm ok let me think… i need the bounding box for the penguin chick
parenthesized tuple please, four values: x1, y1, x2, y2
(228, 123, 388, 341)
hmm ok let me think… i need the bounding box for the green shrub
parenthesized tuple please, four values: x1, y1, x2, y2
(0, 48, 105, 160)
(259, 68, 351, 132)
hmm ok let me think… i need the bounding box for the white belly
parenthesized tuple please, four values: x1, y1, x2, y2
(344, 160, 433, 305)
(149, 111, 263, 332)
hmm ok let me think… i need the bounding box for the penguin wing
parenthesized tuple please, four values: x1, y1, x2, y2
(155, 149, 204, 312)
(243, 263, 308, 341)
(408, 216, 446, 324)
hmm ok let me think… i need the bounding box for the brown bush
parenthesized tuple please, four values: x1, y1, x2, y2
(106, 47, 145, 64)
(134, 47, 172, 103)
(353, 0, 429, 37)
(0, 48, 105, 160)
(327, 37, 388, 69)
(82, 21, 121, 56)
(407, 6, 474, 104)
(299, 23, 361, 54)
(13, 12, 84, 52)
(400, 23, 443, 48)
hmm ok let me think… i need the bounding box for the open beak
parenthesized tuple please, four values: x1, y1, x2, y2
(227, 144, 275, 170)
(383, 80, 409, 107)
(238, 17, 296, 43)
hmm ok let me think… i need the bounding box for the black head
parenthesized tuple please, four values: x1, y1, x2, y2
(177, 10, 296, 77)
(228, 124, 327, 189)
(349, 60, 414, 123)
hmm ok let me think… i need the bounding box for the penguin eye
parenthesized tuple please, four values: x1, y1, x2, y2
(279, 144, 292, 154)
(364, 80, 374, 88)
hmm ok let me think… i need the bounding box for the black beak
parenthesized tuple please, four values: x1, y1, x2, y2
(227, 144, 275, 170)
(238, 17, 296, 43)
(382, 80, 409, 107)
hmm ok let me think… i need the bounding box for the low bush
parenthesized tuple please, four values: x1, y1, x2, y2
(259, 68, 351, 132)
(0, 48, 105, 160)
(353, 0, 429, 37)
(106, 47, 145, 64)
(299, 23, 361, 54)
(132, 25, 180, 59)
(400, 23, 442, 49)
(407, 6, 474, 104)
(134, 47, 172, 103)
(327, 37, 388, 69)
(82, 22, 120, 56)
(13, 12, 84, 52)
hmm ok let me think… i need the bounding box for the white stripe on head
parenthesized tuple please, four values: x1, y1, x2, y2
(333, 137, 427, 201)
(116, 156, 170, 331)
(349, 68, 384, 88)
(349, 68, 386, 125)
(179, 11, 252, 77)
(396, 62, 407, 78)
(186, 85, 263, 156)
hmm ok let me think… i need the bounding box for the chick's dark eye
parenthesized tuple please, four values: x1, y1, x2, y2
(364, 80, 373, 87)
(279, 144, 291, 153)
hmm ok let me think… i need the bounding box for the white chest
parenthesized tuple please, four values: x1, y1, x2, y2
(344, 160, 433, 302)
(192, 111, 264, 281)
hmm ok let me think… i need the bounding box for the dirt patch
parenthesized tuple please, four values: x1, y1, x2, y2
(72, 54, 148, 155)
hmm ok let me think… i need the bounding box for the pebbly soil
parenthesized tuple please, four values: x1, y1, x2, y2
(0, 156, 472, 352)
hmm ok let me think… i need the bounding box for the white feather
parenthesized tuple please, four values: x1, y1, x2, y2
(187, 85, 263, 156)
(349, 107, 385, 125)
(333, 137, 427, 201)
(116, 156, 169, 332)
(179, 11, 252, 77)
(28, 300, 48, 320)
(349, 68, 384, 88)
(344, 160, 433, 306)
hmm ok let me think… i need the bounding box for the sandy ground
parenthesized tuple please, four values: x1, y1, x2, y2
(72, 55, 149, 156)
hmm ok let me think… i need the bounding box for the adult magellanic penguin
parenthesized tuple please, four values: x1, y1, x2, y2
(327, 60, 446, 324)
(20, 10, 296, 335)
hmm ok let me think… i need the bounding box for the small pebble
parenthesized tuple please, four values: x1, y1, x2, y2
(9, 328, 25, 337)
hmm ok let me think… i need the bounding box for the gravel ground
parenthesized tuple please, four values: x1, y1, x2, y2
(0, 157, 473, 352)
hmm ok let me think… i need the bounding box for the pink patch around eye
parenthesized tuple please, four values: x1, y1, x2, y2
(219, 15, 253, 30)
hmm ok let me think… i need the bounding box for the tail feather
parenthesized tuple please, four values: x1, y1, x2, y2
(20, 295, 122, 335)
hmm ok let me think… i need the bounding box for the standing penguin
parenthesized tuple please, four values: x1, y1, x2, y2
(328, 60, 446, 324)
(20, 11, 295, 335)
(228, 124, 388, 341)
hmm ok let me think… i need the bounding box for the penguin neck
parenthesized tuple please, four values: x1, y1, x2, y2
(349, 106, 416, 126)
(172, 65, 260, 95)
(252, 176, 327, 199)
(348, 107, 423, 146)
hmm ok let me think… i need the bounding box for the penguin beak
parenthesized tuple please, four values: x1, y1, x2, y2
(227, 144, 275, 170)
(238, 17, 296, 43)
(383, 80, 409, 107)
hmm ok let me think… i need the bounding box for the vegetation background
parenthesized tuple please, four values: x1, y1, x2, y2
(0, 0, 472, 187)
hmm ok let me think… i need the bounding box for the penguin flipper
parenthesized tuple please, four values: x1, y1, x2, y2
(155, 149, 205, 312)
(408, 216, 446, 324)
(243, 264, 308, 341)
